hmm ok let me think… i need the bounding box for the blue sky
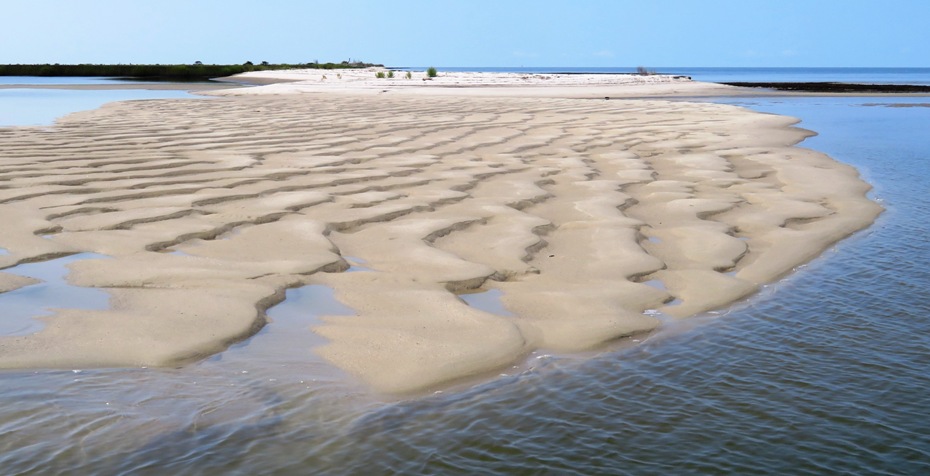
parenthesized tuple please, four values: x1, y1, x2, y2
(3, 0, 928, 67)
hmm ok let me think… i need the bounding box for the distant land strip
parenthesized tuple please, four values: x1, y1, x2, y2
(0, 62, 383, 80)
(724, 82, 930, 93)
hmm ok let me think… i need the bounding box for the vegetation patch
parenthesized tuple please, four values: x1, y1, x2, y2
(0, 61, 384, 80)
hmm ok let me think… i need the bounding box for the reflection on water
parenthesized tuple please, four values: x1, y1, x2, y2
(0, 76, 156, 85)
(210, 284, 356, 366)
(0, 253, 110, 336)
(1, 96, 929, 474)
(458, 288, 514, 316)
(0, 88, 204, 127)
(641, 279, 667, 291)
(344, 256, 373, 272)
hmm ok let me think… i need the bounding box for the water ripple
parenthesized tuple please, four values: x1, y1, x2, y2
(2, 96, 930, 475)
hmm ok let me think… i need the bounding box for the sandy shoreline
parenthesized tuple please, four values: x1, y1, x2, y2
(213, 68, 735, 98)
(0, 71, 882, 393)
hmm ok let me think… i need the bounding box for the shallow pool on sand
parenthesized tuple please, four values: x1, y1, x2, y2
(0, 253, 110, 336)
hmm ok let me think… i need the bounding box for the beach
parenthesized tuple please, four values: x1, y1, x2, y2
(0, 70, 882, 393)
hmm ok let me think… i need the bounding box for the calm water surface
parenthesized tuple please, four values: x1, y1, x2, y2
(0, 77, 150, 85)
(0, 254, 110, 336)
(1, 90, 930, 473)
(0, 88, 203, 127)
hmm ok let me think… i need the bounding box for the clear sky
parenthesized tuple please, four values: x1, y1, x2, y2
(3, 0, 928, 67)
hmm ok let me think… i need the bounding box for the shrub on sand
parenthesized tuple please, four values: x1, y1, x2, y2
(405, 71, 413, 79)
(387, 70, 395, 78)
(375, 71, 386, 78)
(426, 66, 438, 78)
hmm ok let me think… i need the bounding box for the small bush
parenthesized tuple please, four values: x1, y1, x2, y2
(426, 66, 438, 78)
(387, 70, 395, 78)
(405, 71, 413, 79)
(375, 71, 386, 78)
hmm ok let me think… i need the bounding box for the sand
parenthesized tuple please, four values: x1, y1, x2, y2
(0, 70, 882, 393)
(218, 67, 737, 98)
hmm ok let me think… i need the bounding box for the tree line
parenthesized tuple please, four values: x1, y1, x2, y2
(0, 61, 383, 80)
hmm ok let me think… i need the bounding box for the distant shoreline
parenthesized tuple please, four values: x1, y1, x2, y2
(5, 71, 930, 98)
(0, 62, 383, 81)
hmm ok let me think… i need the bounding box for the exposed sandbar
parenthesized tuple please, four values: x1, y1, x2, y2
(215, 68, 736, 98)
(0, 71, 881, 393)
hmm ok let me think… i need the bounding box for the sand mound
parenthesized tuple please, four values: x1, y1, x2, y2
(0, 90, 880, 393)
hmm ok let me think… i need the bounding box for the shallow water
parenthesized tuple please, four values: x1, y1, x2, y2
(0, 87, 204, 127)
(459, 288, 515, 317)
(0, 77, 147, 86)
(0, 253, 110, 336)
(1, 96, 929, 474)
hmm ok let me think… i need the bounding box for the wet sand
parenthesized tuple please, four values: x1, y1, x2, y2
(0, 72, 882, 393)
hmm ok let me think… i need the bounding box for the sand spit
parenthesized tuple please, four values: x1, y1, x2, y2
(0, 77, 881, 393)
(218, 68, 737, 98)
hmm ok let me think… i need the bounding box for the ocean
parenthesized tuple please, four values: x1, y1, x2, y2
(1, 69, 929, 474)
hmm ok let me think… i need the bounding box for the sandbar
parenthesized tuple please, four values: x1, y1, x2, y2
(0, 70, 882, 393)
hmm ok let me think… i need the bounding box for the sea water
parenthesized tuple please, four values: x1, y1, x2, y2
(0, 87, 203, 127)
(1, 76, 929, 474)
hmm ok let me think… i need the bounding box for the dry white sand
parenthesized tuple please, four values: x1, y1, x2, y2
(218, 67, 736, 98)
(0, 71, 881, 393)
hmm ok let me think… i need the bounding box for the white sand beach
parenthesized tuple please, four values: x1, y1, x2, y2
(0, 70, 882, 393)
(218, 67, 736, 97)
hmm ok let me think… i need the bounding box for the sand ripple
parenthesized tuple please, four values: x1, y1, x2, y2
(0, 93, 880, 392)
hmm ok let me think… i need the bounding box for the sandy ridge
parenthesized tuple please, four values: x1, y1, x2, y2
(0, 77, 881, 393)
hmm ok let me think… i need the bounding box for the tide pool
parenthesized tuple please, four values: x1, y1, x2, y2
(0, 254, 111, 336)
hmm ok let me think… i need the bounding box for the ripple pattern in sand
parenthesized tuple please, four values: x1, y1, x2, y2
(0, 94, 879, 392)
